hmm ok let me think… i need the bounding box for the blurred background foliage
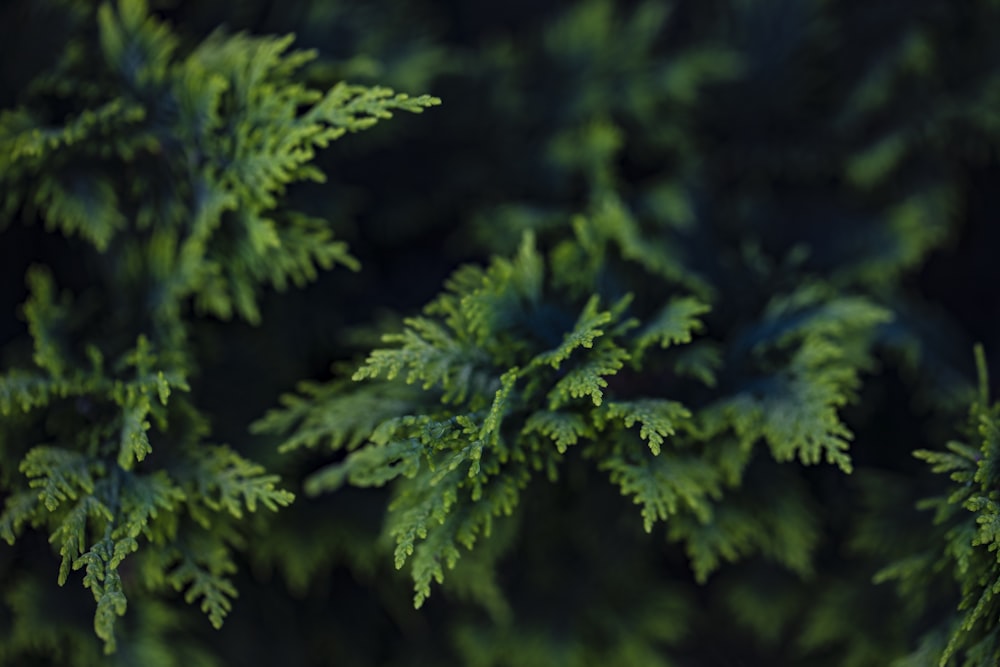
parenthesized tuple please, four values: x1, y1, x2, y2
(3, 0, 1000, 665)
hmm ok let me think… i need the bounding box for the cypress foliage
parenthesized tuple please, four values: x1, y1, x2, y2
(3, 0, 1000, 665)
(0, 0, 436, 661)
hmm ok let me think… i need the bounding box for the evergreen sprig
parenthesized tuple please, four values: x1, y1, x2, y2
(261, 215, 888, 604)
(906, 346, 1000, 666)
(6, 0, 1000, 663)
(0, 0, 437, 653)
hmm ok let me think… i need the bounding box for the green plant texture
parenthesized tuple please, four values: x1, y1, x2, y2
(3, 0, 1000, 665)
(0, 0, 437, 660)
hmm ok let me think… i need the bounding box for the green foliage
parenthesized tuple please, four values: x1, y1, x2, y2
(0, 0, 436, 657)
(600, 448, 721, 533)
(5, 0, 1000, 664)
(903, 347, 1000, 666)
(0, 326, 296, 652)
(0, 0, 437, 324)
(261, 215, 894, 605)
(708, 288, 893, 473)
(262, 231, 709, 605)
(249, 0, 1000, 661)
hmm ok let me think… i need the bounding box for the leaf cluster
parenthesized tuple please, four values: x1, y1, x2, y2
(900, 347, 1000, 666)
(262, 212, 892, 606)
(0, 0, 437, 654)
